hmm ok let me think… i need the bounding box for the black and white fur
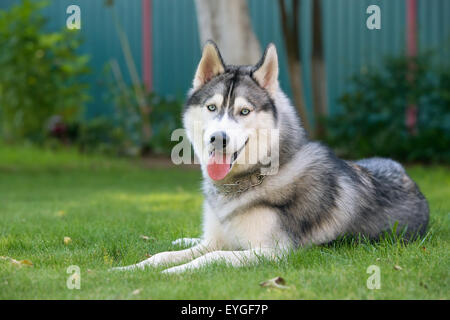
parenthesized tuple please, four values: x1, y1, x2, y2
(113, 41, 429, 273)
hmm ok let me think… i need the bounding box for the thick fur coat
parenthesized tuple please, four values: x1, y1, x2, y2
(114, 41, 429, 273)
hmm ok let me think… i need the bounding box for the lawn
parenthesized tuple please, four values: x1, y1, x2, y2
(0, 144, 448, 299)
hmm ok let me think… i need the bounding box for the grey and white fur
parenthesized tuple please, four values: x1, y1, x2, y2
(113, 41, 429, 273)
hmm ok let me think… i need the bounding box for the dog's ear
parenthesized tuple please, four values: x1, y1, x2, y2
(252, 43, 279, 95)
(193, 40, 225, 90)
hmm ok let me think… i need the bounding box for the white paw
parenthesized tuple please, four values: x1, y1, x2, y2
(109, 255, 162, 271)
(172, 238, 201, 247)
(109, 264, 144, 272)
(111, 250, 186, 271)
(161, 265, 188, 274)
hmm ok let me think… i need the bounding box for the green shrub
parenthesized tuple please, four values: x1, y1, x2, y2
(146, 93, 183, 154)
(76, 84, 183, 157)
(326, 54, 450, 163)
(0, 0, 90, 143)
(104, 74, 183, 156)
(75, 117, 132, 156)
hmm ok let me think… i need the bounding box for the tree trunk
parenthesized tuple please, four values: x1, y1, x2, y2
(194, 0, 261, 65)
(278, 0, 312, 136)
(311, 0, 328, 139)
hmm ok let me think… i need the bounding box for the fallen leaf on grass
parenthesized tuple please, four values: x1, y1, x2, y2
(132, 289, 142, 295)
(394, 265, 403, 270)
(259, 276, 289, 289)
(64, 237, 72, 245)
(0, 256, 33, 267)
(19, 259, 33, 266)
(140, 235, 157, 242)
(56, 210, 66, 217)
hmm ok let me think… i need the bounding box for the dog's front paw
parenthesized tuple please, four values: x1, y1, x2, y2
(172, 238, 201, 247)
(109, 265, 142, 272)
(161, 265, 188, 274)
(161, 258, 203, 274)
(109, 256, 159, 272)
(110, 251, 183, 271)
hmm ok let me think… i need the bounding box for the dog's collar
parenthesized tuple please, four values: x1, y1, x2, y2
(215, 172, 266, 195)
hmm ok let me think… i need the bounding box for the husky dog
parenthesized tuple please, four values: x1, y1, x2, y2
(114, 41, 429, 273)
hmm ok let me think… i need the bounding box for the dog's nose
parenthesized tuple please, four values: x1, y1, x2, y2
(210, 131, 229, 150)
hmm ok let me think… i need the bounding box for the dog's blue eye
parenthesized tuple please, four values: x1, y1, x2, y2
(240, 108, 251, 116)
(207, 104, 216, 112)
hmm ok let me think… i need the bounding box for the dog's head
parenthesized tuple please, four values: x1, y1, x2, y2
(183, 41, 280, 181)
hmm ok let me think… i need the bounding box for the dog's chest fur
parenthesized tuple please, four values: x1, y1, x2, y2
(202, 191, 292, 251)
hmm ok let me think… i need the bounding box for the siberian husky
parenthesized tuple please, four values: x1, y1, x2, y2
(114, 41, 429, 273)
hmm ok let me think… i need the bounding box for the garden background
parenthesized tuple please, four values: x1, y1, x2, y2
(0, 0, 448, 299)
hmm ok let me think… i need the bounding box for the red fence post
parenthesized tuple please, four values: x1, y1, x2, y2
(142, 0, 153, 93)
(406, 0, 417, 135)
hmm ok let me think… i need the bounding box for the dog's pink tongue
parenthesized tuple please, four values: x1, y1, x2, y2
(207, 153, 231, 181)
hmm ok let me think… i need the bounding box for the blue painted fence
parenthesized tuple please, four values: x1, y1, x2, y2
(1, 0, 449, 119)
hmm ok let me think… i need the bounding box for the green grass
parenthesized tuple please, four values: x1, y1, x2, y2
(0, 144, 448, 299)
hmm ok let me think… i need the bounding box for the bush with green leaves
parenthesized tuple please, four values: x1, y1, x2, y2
(101, 73, 183, 156)
(75, 117, 131, 156)
(145, 93, 183, 154)
(77, 84, 183, 157)
(326, 54, 450, 163)
(0, 0, 90, 143)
